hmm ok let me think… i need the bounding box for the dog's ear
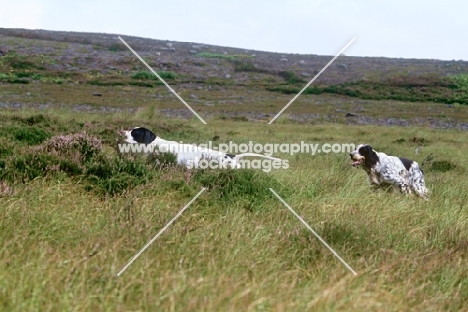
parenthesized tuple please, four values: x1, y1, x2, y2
(361, 145, 380, 166)
(359, 145, 373, 156)
(131, 127, 157, 144)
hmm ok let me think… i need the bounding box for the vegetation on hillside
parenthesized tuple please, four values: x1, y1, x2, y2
(268, 73, 468, 104)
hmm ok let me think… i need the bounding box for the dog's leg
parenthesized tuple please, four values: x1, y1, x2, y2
(397, 182, 411, 195)
(411, 179, 429, 199)
(380, 168, 410, 195)
(409, 166, 429, 200)
(413, 185, 429, 200)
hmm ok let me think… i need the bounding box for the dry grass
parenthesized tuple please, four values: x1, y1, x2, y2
(3, 82, 468, 126)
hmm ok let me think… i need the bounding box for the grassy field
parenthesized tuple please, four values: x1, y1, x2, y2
(1, 28, 468, 311)
(1, 108, 467, 311)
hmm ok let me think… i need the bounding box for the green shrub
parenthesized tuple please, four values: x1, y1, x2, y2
(33, 73, 43, 80)
(6, 78, 29, 84)
(131, 70, 177, 80)
(0, 134, 102, 183)
(38, 132, 102, 163)
(11, 126, 50, 145)
(0, 137, 14, 158)
(25, 114, 50, 126)
(85, 173, 138, 196)
(84, 156, 153, 195)
(430, 160, 457, 172)
(267, 86, 301, 94)
(147, 151, 179, 170)
(14, 72, 31, 78)
(156, 70, 178, 80)
(231, 60, 266, 73)
(58, 159, 83, 176)
(278, 71, 306, 84)
(451, 74, 468, 92)
(128, 81, 156, 88)
(7, 154, 59, 183)
(5, 54, 45, 70)
(10, 59, 37, 70)
(108, 43, 126, 52)
(194, 169, 289, 209)
(304, 87, 324, 95)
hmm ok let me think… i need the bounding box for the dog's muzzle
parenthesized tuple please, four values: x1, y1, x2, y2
(350, 152, 364, 167)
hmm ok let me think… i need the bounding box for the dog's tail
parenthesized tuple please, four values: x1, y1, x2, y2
(234, 153, 282, 162)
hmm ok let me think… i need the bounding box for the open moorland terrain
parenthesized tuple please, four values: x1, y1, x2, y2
(1, 28, 468, 311)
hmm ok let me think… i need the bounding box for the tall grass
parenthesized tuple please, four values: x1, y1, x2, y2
(0, 110, 467, 311)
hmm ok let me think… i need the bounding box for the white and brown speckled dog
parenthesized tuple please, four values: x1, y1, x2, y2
(350, 144, 428, 199)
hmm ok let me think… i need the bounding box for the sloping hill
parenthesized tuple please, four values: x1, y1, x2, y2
(1, 28, 468, 128)
(2, 27, 467, 84)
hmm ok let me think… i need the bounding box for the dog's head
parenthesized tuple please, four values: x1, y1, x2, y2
(124, 127, 157, 144)
(349, 144, 379, 168)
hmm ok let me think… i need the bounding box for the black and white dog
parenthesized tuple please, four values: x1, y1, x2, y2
(123, 127, 283, 169)
(350, 144, 428, 199)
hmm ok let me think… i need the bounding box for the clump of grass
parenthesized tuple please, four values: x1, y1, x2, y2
(108, 43, 126, 52)
(127, 81, 157, 87)
(2, 52, 45, 70)
(0, 72, 65, 84)
(3, 126, 51, 145)
(131, 70, 177, 80)
(450, 73, 468, 92)
(421, 153, 457, 172)
(430, 160, 457, 172)
(278, 71, 306, 84)
(24, 114, 50, 126)
(409, 136, 429, 145)
(5, 153, 60, 183)
(0, 129, 159, 195)
(1, 132, 102, 183)
(231, 60, 267, 73)
(194, 169, 289, 209)
(84, 155, 153, 196)
(37, 131, 102, 163)
(0, 137, 15, 158)
(0, 75, 29, 84)
(147, 151, 179, 170)
(14, 72, 43, 80)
